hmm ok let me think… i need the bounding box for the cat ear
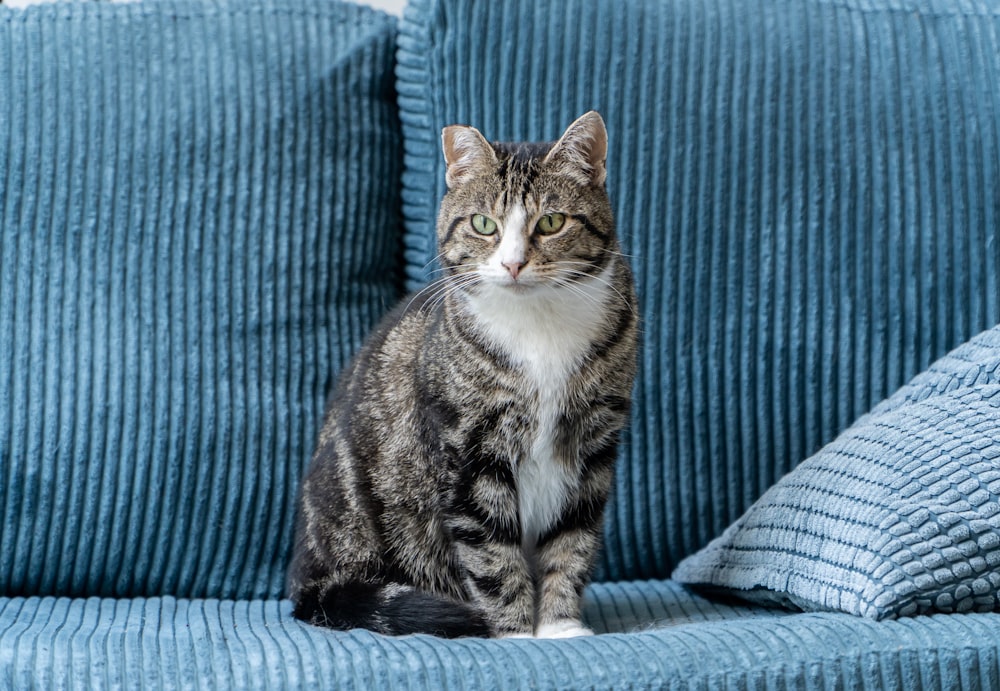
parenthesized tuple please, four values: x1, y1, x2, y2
(441, 125, 498, 189)
(544, 111, 608, 187)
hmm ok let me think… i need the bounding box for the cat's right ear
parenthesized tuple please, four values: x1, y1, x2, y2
(441, 125, 498, 189)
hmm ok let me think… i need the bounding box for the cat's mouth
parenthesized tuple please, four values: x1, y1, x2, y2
(472, 269, 544, 294)
(496, 271, 545, 291)
(494, 276, 570, 299)
(503, 281, 535, 294)
(475, 263, 579, 295)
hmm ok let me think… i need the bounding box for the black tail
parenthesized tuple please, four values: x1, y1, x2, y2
(292, 582, 491, 638)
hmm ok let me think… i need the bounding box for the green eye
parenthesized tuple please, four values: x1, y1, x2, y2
(536, 213, 566, 235)
(471, 214, 498, 236)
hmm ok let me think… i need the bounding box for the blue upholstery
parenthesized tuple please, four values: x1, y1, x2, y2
(5, 582, 1000, 690)
(4, 0, 1000, 687)
(0, 0, 401, 600)
(674, 325, 1000, 618)
(397, 0, 1000, 583)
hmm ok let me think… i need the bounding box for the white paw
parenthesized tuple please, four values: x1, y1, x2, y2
(500, 631, 534, 639)
(534, 620, 594, 639)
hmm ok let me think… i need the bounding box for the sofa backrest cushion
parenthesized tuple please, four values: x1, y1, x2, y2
(397, 0, 1000, 580)
(0, 0, 402, 599)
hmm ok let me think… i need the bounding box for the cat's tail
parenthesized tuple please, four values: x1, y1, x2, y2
(291, 582, 492, 638)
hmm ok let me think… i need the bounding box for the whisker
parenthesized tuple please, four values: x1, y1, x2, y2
(424, 276, 475, 309)
(602, 247, 636, 260)
(549, 265, 637, 317)
(550, 276, 605, 310)
(426, 274, 481, 313)
(397, 271, 479, 321)
(420, 250, 449, 272)
(427, 263, 481, 276)
(397, 279, 449, 322)
(551, 259, 615, 273)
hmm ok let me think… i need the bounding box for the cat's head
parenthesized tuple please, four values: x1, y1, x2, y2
(435, 112, 617, 295)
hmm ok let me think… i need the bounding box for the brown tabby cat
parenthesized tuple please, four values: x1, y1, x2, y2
(288, 112, 638, 638)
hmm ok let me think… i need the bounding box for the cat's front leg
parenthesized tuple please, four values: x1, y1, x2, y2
(532, 441, 617, 639)
(533, 525, 600, 638)
(456, 540, 535, 637)
(448, 464, 535, 637)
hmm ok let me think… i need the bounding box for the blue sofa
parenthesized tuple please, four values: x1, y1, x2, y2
(3, 0, 1000, 687)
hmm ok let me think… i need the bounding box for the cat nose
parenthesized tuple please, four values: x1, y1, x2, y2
(503, 260, 526, 280)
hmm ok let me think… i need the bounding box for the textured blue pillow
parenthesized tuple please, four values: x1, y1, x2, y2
(398, 0, 1000, 582)
(674, 325, 1000, 618)
(0, 0, 401, 599)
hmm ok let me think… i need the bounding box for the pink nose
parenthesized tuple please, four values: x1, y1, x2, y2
(503, 260, 526, 280)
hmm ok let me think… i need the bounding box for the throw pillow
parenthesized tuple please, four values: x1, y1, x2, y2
(673, 326, 1000, 618)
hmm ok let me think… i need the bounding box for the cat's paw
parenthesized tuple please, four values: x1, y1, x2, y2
(499, 631, 534, 639)
(534, 620, 594, 639)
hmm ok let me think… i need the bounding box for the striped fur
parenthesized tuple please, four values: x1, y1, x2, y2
(288, 113, 639, 638)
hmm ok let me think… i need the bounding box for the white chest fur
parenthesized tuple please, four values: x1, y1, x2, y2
(465, 267, 615, 545)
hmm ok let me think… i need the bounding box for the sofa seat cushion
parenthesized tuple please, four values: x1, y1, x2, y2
(3, 581, 1000, 689)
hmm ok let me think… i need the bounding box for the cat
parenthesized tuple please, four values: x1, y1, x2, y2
(287, 111, 639, 639)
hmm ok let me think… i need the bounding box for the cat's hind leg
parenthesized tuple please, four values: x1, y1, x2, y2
(288, 518, 490, 638)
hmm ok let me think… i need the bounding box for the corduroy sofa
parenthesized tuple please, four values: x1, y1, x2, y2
(3, 0, 1000, 687)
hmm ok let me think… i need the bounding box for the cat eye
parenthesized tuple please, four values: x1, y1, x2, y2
(536, 213, 566, 236)
(471, 214, 498, 236)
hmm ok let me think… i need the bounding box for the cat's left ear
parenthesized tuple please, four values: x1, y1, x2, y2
(441, 124, 498, 189)
(544, 111, 608, 187)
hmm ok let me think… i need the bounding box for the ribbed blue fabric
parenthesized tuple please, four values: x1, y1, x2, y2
(4, 584, 1000, 689)
(0, 0, 402, 599)
(675, 325, 1000, 618)
(397, 0, 1000, 581)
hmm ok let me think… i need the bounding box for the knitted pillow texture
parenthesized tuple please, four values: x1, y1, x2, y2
(674, 325, 1000, 619)
(0, 0, 401, 599)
